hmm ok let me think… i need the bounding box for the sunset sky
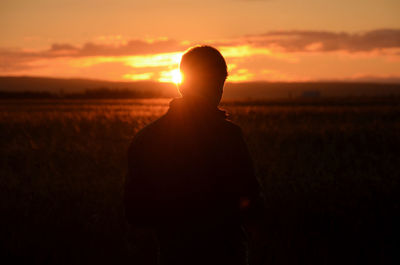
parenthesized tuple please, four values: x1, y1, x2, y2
(1, 0, 400, 83)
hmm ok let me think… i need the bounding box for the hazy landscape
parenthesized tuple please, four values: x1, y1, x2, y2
(1, 89, 399, 264)
(2, 76, 400, 99)
(2, 0, 400, 263)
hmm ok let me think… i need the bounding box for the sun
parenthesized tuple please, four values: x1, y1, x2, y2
(171, 69, 183, 84)
(158, 68, 184, 84)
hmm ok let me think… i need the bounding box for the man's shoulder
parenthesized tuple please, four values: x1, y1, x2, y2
(220, 118, 244, 137)
(140, 113, 243, 136)
(131, 115, 167, 142)
(223, 118, 242, 131)
(127, 114, 168, 156)
(130, 112, 244, 149)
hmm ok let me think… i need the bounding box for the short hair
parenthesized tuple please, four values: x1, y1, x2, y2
(180, 45, 228, 82)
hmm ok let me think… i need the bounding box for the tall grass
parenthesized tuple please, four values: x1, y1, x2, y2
(1, 98, 399, 265)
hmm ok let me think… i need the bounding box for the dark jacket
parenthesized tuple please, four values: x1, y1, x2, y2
(124, 98, 262, 230)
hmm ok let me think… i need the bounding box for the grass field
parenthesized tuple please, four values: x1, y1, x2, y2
(1, 98, 399, 265)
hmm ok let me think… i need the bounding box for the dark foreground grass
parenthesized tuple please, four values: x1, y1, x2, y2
(1, 98, 399, 265)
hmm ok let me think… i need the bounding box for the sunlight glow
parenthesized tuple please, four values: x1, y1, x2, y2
(123, 72, 153, 81)
(219, 45, 298, 63)
(171, 69, 183, 84)
(70, 52, 182, 68)
(158, 69, 183, 84)
(44, 43, 400, 83)
(220, 45, 272, 58)
(227, 69, 254, 82)
(125, 52, 182, 68)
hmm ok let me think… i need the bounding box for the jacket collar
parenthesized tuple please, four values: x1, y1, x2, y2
(168, 97, 227, 119)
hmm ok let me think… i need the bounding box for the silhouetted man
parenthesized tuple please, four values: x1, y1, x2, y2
(124, 45, 263, 265)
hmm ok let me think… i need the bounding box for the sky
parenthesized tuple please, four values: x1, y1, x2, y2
(1, 0, 400, 83)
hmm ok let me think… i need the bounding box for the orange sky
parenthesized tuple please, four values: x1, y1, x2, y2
(1, 0, 400, 83)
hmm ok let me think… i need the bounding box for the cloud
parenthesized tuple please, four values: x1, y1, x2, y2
(243, 29, 400, 53)
(2, 29, 399, 64)
(1, 29, 400, 81)
(0, 38, 187, 61)
(0, 48, 40, 72)
(48, 38, 188, 57)
(238, 0, 268, 1)
(0, 38, 189, 73)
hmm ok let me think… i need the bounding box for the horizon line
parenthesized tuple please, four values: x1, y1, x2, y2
(1, 75, 400, 85)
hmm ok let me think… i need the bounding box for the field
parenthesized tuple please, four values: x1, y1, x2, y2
(1, 98, 399, 265)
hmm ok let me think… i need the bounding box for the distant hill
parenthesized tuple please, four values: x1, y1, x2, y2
(224, 81, 400, 99)
(0, 76, 179, 98)
(1, 76, 400, 99)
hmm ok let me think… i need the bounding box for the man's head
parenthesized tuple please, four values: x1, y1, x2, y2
(178, 45, 228, 107)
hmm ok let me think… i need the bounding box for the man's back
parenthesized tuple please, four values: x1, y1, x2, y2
(124, 45, 262, 265)
(124, 98, 260, 264)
